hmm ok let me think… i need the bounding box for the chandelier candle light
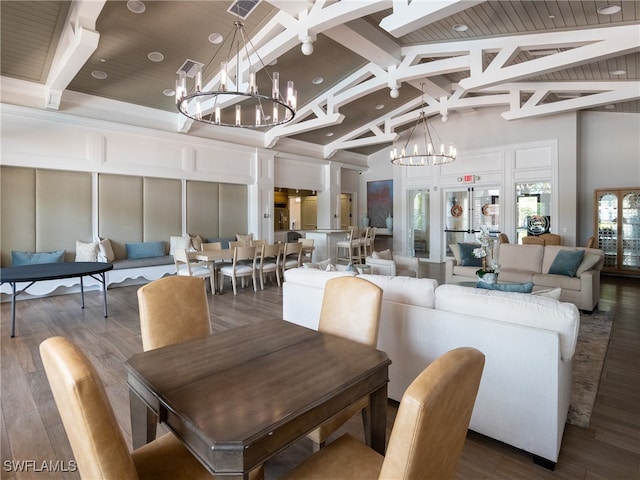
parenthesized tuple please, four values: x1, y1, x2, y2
(176, 21, 296, 128)
(390, 83, 456, 166)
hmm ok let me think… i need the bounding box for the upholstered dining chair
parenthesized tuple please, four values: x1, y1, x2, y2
(522, 235, 545, 246)
(540, 232, 562, 245)
(39, 336, 216, 480)
(219, 245, 257, 295)
(306, 276, 383, 452)
(283, 347, 485, 480)
(137, 276, 211, 352)
(281, 241, 303, 275)
(498, 233, 510, 244)
(585, 235, 597, 249)
(174, 248, 214, 293)
(256, 243, 282, 289)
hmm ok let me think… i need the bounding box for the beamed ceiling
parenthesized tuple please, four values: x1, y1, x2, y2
(1, 0, 639, 160)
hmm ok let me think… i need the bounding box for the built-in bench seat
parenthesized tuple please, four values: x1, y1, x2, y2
(106, 255, 175, 288)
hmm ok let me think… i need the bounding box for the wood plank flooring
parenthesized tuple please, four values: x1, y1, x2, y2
(1, 265, 638, 479)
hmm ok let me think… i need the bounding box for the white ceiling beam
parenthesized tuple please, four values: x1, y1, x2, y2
(45, 0, 106, 110)
(379, 0, 483, 38)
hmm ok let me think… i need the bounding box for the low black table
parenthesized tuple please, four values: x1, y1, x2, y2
(0, 262, 113, 337)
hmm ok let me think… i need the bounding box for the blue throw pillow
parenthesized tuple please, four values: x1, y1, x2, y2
(458, 243, 482, 267)
(126, 241, 165, 259)
(11, 250, 65, 266)
(549, 250, 585, 277)
(476, 281, 534, 293)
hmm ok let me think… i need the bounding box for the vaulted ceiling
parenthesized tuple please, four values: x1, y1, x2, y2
(1, 1, 639, 160)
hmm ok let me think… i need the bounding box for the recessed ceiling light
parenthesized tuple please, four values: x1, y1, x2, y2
(264, 114, 272, 121)
(325, 132, 334, 137)
(312, 76, 324, 85)
(452, 24, 468, 32)
(548, 14, 556, 19)
(91, 70, 107, 80)
(597, 4, 621, 15)
(100, 58, 107, 63)
(208, 33, 224, 44)
(127, 0, 145, 14)
(163, 89, 175, 97)
(610, 69, 626, 75)
(375, 104, 385, 110)
(268, 59, 278, 66)
(148, 52, 164, 62)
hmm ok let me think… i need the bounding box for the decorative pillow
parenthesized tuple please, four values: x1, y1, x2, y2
(11, 250, 65, 266)
(449, 243, 461, 263)
(575, 252, 601, 277)
(458, 243, 482, 267)
(549, 249, 585, 277)
(125, 241, 165, 259)
(325, 263, 337, 272)
(236, 233, 253, 246)
(345, 262, 359, 274)
(372, 249, 393, 260)
(188, 234, 203, 252)
(532, 288, 562, 300)
(170, 235, 192, 255)
(476, 281, 534, 293)
(303, 259, 334, 270)
(96, 237, 115, 262)
(75, 240, 98, 262)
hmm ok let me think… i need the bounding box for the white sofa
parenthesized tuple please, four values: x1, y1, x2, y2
(283, 267, 580, 467)
(446, 244, 604, 311)
(364, 254, 421, 277)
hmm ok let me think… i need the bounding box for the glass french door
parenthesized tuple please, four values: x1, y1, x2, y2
(596, 188, 640, 273)
(408, 189, 430, 258)
(516, 182, 552, 243)
(444, 186, 501, 257)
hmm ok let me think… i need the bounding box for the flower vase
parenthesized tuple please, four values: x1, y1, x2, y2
(385, 214, 393, 232)
(478, 273, 498, 284)
(361, 216, 370, 228)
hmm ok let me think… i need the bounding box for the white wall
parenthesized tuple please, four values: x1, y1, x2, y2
(578, 111, 640, 244)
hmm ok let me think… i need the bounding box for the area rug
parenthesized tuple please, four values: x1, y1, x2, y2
(566, 310, 614, 428)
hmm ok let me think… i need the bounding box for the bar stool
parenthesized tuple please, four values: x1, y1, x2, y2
(336, 227, 362, 265)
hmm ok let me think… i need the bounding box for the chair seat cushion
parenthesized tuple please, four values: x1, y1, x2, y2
(177, 265, 211, 277)
(220, 265, 253, 275)
(283, 433, 383, 480)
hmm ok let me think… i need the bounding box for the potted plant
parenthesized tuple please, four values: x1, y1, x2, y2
(473, 225, 500, 283)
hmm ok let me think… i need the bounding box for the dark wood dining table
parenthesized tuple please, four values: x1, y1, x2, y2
(125, 319, 391, 479)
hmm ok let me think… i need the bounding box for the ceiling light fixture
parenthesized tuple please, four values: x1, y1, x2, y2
(452, 23, 468, 32)
(597, 4, 621, 15)
(390, 83, 456, 167)
(176, 20, 296, 128)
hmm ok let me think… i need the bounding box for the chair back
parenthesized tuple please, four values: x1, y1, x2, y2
(498, 233, 509, 244)
(260, 243, 281, 263)
(282, 242, 303, 269)
(137, 276, 211, 351)
(319, 276, 382, 347)
(521, 236, 544, 246)
(201, 241, 222, 252)
(40, 337, 139, 480)
(540, 233, 561, 245)
(585, 236, 596, 249)
(379, 347, 485, 480)
(234, 245, 257, 266)
(250, 239, 266, 248)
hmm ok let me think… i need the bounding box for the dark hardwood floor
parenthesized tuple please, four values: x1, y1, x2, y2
(1, 264, 638, 479)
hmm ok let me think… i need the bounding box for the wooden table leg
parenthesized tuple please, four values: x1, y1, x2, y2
(368, 384, 387, 455)
(129, 388, 157, 449)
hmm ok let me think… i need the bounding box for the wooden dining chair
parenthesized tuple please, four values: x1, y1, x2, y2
(39, 336, 216, 480)
(174, 248, 214, 293)
(256, 243, 282, 289)
(336, 227, 362, 265)
(219, 245, 257, 295)
(305, 276, 383, 451)
(283, 347, 485, 480)
(281, 241, 303, 276)
(585, 236, 596, 249)
(298, 238, 314, 264)
(137, 276, 211, 352)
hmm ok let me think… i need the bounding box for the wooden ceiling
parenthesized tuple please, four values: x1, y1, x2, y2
(1, 1, 638, 158)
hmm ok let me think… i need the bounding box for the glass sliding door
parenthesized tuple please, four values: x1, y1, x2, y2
(408, 189, 430, 258)
(444, 186, 501, 257)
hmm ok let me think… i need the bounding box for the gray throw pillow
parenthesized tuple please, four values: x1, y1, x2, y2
(458, 243, 482, 267)
(549, 250, 585, 277)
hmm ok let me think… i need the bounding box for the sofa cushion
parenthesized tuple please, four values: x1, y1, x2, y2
(96, 237, 116, 262)
(497, 244, 544, 273)
(169, 235, 192, 255)
(458, 243, 482, 267)
(496, 270, 535, 284)
(372, 249, 393, 260)
(476, 281, 534, 293)
(359, 274, 437, 308)
(11, 250, 65, 266)
(575, 252, 602, 277)
(284, 268, 356, 288)
(125, 241, 165, 259)
(75, 240, 99, 262)
(532, 288, 562, 300)
(548, 249, 584, 277)
(435, 284, 579, 360)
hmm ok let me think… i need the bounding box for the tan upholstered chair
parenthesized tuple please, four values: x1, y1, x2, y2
(585, 236, 597, 249)
(283, 347, 485, 480)
(306, 276, 383, 451)
(540, 233, 561, 245)
(219, 245, 257, 295)
(174, 248, 214, 293)
(256, 243, 282, 289)
(498, 233, 510, 243)
(40, 336, 215, 480)
(521, 235, 545, 246)
(137, 276, 211, 352)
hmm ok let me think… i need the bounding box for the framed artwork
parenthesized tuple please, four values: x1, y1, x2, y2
(367, 180, 393, 228)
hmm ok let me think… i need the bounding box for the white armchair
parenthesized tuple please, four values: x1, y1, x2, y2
(365, 253, 420, 277)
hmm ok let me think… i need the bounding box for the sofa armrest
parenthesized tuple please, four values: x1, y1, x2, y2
(445, 259, 457, 283)
(365, 256, 396, 276)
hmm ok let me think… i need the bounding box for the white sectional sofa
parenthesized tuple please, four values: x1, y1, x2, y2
(283, 267, 580, 467)
(446, 244, 604, 311)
